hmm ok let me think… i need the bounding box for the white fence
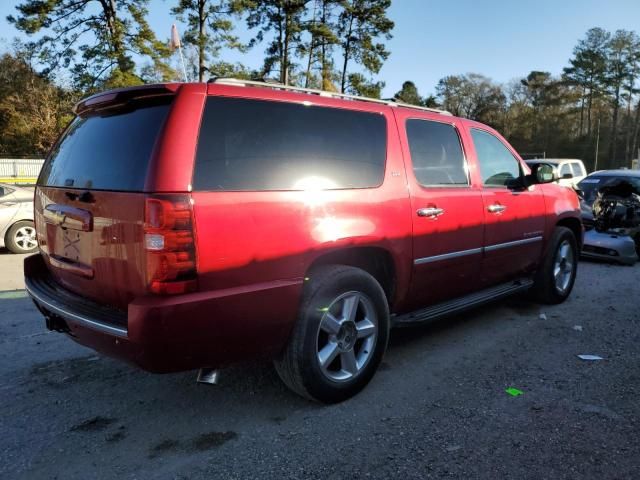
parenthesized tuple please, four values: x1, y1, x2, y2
(0, 158, 45, 184)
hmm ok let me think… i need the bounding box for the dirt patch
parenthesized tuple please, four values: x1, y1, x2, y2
(70, 416, 116, 432)
(269, 416, 287, 425)
(106, 426, 127, 443)
(29, 355, 132, 388)
(189, 431, 238, 452)
(149, 439, 181, 458)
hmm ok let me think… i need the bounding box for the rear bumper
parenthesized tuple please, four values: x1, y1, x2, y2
(24, 254, 303, 372)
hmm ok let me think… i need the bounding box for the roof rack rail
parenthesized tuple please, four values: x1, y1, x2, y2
(209, 77, 452, 116)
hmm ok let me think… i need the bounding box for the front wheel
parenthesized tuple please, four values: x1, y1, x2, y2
(274, 265, 390, 403)
(532, 226, 578, 304)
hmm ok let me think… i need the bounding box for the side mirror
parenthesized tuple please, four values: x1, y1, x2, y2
(525, 162, 556, 186)
(561, 172, 573, 180)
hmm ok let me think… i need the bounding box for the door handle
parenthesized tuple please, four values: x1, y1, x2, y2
(417, 207, 445, 218)
(487, 204, 507, 214)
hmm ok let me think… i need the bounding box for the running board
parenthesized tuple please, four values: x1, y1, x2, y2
(392, 278, 534, 327)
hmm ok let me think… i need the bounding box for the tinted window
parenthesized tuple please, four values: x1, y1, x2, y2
(39, 98, 172, 191)
(471, 129, 521, 187)
(406, 119, 467, 186)
(193, 97, 386, 191)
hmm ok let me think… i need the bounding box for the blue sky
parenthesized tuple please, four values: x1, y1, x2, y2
(1, 0, 640, 97)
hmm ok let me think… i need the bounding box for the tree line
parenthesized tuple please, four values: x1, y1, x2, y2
(395, 27, 640, 171)
(0, 1, 638, 171)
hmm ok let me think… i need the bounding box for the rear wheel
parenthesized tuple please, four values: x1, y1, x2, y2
(532, 226, 578, 304)
(274, 265, 390, 403)
(5, 221, 38, 254)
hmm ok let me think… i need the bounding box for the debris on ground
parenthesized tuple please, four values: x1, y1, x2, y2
(505, 387, 524, 397)
(573, 325, 583, 332)
(539, 313, 547, 320)
(577, 354, 603, 361)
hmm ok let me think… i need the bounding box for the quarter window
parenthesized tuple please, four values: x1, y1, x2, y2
(193, 97, 387, 191)
(471, 129, 521, 187)
(406, 119, 467, 186)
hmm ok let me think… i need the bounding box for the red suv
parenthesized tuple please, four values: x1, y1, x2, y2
(25, 79, 582, 403)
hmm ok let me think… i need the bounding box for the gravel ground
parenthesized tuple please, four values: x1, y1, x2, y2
(0, 258, 638, 479)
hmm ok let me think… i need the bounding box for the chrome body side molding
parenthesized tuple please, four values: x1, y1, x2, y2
(414, 236, 543, 265)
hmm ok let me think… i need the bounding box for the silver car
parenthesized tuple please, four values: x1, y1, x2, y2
(0, 183, 36, 254)
(578, 170, 640, 265)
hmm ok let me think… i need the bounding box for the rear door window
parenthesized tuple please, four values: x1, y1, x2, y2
(193, 97, 387, 191)
(406, 119, 468, 186)
(471, 129, 521, 187)
(39, 97, 173, 191)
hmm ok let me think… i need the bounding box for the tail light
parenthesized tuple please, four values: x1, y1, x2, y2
(144, 194, 197, 295)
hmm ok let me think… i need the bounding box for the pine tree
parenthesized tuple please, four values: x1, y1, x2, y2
(8, 0, 172, 91)
(345, 72, 383, 98)
(605, 30, 637, 166)
(621, 33, 640, 164)
(337, 0, 393, 93)
(562, 27, 609, 138)
(394, 81, 423, 106)
(302, 0, 340, 89)
(172, 0, 245, 82)
(241, 0, 310, 85)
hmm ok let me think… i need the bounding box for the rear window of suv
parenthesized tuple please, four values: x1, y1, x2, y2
(39, 97, 173, 191)
(193, 97, 387, 191)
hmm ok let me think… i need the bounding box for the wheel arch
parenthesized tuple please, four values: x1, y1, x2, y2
(306, 247, 397, 308)
(556, 217, 583, 250)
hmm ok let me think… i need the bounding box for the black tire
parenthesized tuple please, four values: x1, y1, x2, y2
(274, 265, 390, 403)
(5, 220, 38, 254)
(531, 226, 578, 304)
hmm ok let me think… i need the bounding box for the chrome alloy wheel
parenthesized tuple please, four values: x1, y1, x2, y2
(553, 239, 574, 294)
(316, 291, 378, 382)
(14, 225, 37, 251)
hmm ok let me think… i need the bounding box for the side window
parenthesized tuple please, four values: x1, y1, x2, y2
(406, 119, 468, 186)
(559, 163, 572, 177)
(571, 162, 583, 177)
(193, 97, 387, 191)
(471, 129, 521, 187)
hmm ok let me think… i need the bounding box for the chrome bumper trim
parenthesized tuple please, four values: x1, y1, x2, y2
(25, 281, 128, 338)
